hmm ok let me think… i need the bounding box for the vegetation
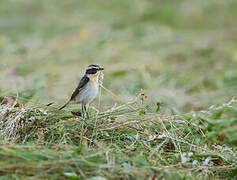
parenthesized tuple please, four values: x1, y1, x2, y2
(0, 0, 237, 179)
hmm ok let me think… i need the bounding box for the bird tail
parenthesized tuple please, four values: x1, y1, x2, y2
(59, 101, 72, 110)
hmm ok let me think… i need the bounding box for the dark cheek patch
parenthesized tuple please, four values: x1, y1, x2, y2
(86, 69, 97, 74)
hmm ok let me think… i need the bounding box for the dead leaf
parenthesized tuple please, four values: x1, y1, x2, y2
(1, 96, 17, 107)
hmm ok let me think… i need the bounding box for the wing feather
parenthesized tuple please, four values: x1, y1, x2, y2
(70, 75, 89, 101)
(59, 75, 89, 110)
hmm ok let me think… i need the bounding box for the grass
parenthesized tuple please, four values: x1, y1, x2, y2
(0, 96, 236, 179)
(0, 0, 237, 179)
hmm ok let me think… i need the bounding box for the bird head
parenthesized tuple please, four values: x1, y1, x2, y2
(85, 64, 104, 79)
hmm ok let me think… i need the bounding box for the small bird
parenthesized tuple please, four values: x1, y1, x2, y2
(59, 64, 104, 119)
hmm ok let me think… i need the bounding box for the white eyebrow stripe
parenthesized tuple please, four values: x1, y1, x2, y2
(87, 66, 99, 70)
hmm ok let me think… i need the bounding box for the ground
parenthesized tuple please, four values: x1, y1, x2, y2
(0, 0, 237, 179)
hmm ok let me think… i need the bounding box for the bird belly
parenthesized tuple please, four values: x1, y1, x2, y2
(76, 82, 99, 105)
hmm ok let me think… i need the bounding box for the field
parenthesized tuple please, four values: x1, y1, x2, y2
(0, 0, 237, 179)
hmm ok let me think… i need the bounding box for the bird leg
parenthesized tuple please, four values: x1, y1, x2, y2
(81, 104, 89, 119)
(82, 104, 85, 119)
(85, 104, 89, 119)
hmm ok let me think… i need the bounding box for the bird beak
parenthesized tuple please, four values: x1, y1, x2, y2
(98, 67, 104, 71)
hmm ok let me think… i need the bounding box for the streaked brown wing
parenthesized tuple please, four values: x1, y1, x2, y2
(70, 75, 89, 101)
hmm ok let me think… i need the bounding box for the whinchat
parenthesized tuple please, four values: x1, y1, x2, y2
(59, 64, 104, 119)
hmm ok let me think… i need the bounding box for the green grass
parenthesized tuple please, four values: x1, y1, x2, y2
(0, 0, 237, 179)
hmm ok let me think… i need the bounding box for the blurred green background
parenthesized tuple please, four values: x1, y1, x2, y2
(1, 0, 237, 111)
(0, 1, 237, 179)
